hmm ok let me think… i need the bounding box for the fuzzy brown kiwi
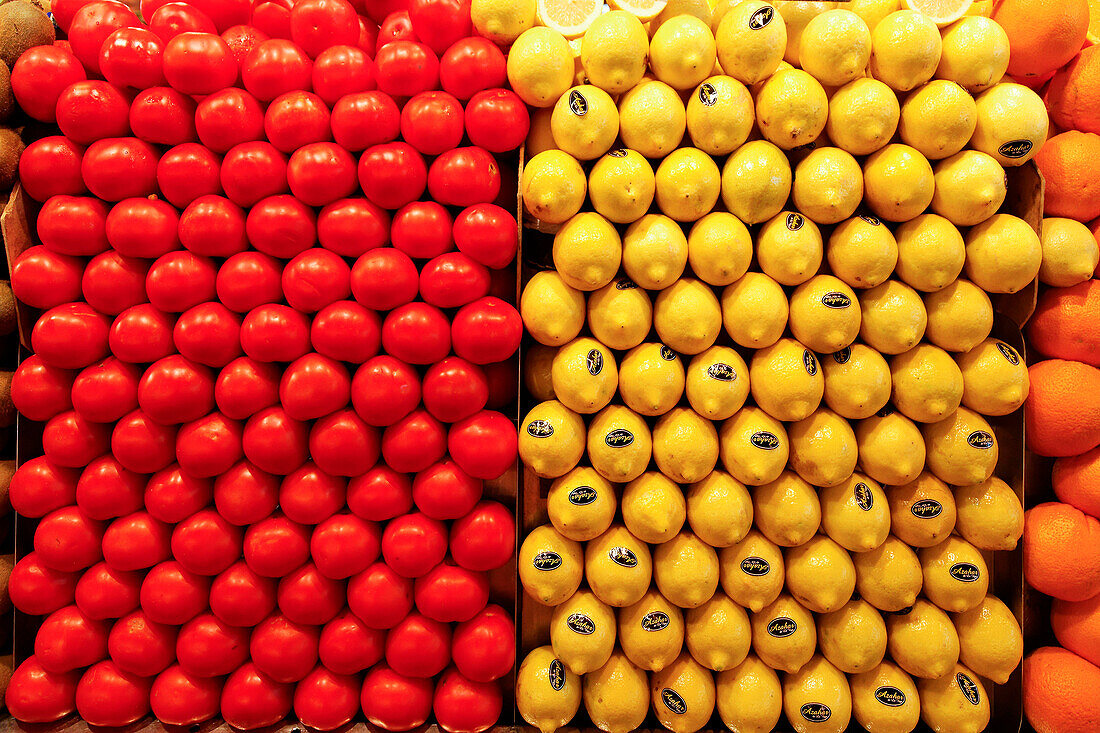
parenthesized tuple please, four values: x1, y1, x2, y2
(0, 1, 53, 69)
(0, 62, 12, 124)
(0, 460, 11, 516)
(0, 373, 12, 429)
(0, 127, 21, 190)
(0, 655, 11, 709)
(0, 282, 14, 336)
(0, 554, 11, 615)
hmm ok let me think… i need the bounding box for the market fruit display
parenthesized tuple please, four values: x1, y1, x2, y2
(3, 0, 521, 729)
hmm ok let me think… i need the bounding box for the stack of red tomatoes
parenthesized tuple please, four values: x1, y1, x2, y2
(3, 0, 527, 729)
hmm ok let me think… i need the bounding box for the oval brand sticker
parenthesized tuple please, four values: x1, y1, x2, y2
(698, 82, 718, 107)
(860, 215, 882, 226)
(568, 89, 588, 116)
(950, 562, 982, 583)
(821, 291, 852, 309)
(660, 345, 677, 361)
(566, 613, 595, 635)
(527, 420, 554, 438)
(533, 551, 562, 571)
(549, 660, 565, 691)
(750, 431, 780, 450)
(707, 362, 736, 382)
(661, 689, 687, 715)
(605, 429, 635, 448)
(586, 349, 604, 376)
(740, 557, 771, 576)
(767, 617, 797, 638)
(615, 278, 637, 289)
(998, 139, 1033, 159)
(854, 482, 874, 511)
(875, 686, 906, 707)
(997, 342, 1020, 365)
(609, 547, 639, 568)
(911, 499, 943, 519)
(800, 703, 831, 723)
(833, 347, 851, 364)
(568, 486, 597, 506)
(748, 5, 774, 29)
(607, 149, 627, 158)
(803, 351, 818, 376)
(956, 673, 981, 705)
(786, 212, 805, 231)
(641, 611, 671, 632)
(968, 430, 995, 449)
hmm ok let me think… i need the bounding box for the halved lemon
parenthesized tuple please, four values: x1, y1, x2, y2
(609, 0, 670, 22)
(903, 0, 973, 25)
(538, 0, 604, 37)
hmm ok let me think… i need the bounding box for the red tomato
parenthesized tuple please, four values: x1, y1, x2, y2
(8, 457, 77, 518)
(412, 459, 482, 520)
(400, 91, 464, 155)
(382, 302, 451, 365)
(222, 23, 269, 67)
(150, 665, 222, 725)
(452, 605, 515, 682)
(213, 459, 279, 525)
(408, 0, 472, 55)
(195, 88, 265, 153)
(81, 252, 148, 317)
(157, 142, 223, 209)
(419, 252, 492, 310)
(163, 32, 238, 95)
(10, 247, 83, 310)
(433, 667, 502, 733)
(450, 500, 515, 572)
(35, 605, 110, 673)
(215, 357, 281, 420)
(383, 408, 448, 474)
(221, 664, 293, 730)
(109, 305, 176, 364)
(310, 409, 381, 477)
(146, 251, 218, 313)
(184, 0, 250, 32)
(239, 303, 312, 363)
(242, 406, 310, 475)
(210, 560, 278, 627)
(347, 562, 413, 629)
(311, 301, 382, 363)
(429, 147, 501, 207)
(391, 200, 453, 259)
(290, 0, 360, 58)
(100, 27, 166, 90)
(75, 562, 142, 620)
(414, 562, 489, 623)
(144, 464, 214, 524)
(80, 137, 159, 201)
(448, 410, 517, 480)
(176, 412, 244, 479)
(75, 456, 144, 520)
(11, 357, 75, 424)
(138, 355, 215, 425)
(174, 302, 243, 367)
(251, 1, 292, 39)
(102, 511, 171, 572)
(452, 296, 522, 364)
(361, 664, 433, 731)
(74, 662, 151, 727)
(175, 612, 250, 678)
(311, 513, 381, 579)
(105, 198, 179, 258)
(350, 248, 419, 311)
(358, 142, 427, 210)
(282, 248, 353, 313)
(286, 142, 358, 207)
(32, 304, 111, 371)
(279, 353, 351, 422)
(422, 357, 489, 423)
(318, 198, 390, 256)
(377, 10, 418, 52)
(6, 657, 79, 723)
(278, 562, 344, 625)
(107, 610, 177, 677)
(375, 40, 439, 98)
(55, 81, 131, 145)
(279, 462, 346, 524)
(9, 553, 79, 616)
(319, 609, 385, 674)
(220, 142, 289, 208)
(246, 194, 318, 258)
(11, 45, 87, 123)
(19, 137, 86, 202)
(42, 410, 111, 468)
(148, 3, 218, 42)
(111, 410, 178, 474)
(140, 561, 211, 626)
(358, 16, 380, 52)
(349, 356, 421, 427)
(439, 37, 506, 101)
(331, 91, 401, 151)
(466, 89, 529, 153)
(37, 195, 110, 256)
(312, 45, 375, 106)
(171, 508, 244, 577)
(217, 252, 284, 313)
(381, 511, 448, 578)
(244, 513, 311, 577)
(361, 0, 407, 24)
(294, 666, 360, 732)
(34, 507, 104, 573)
(385, 612, 451, 678)
(129, 87, 198, 146)
(241, 39, 312, 101)
(265, 91, 332, 153)
(68, 2, 139, 76)
(347, 465, 413, 521)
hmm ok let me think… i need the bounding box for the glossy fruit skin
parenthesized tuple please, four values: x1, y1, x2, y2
(31, 304, 112, 370)
(382, 303, 452, 365)
(240, 306, 311, 364)
(9, 458, 79, 518)
(100, 27, 166, 90)
(111, 410, 178, 474)
(37, 196, 110, 257)
(347, 465, 413, 522)
(175, 612, 251, 678)
(287, 143, 358, 208)
(348, 562, 414, 630)
(76, 457, 144, 521)
(250, 612, 319, 684)
(109, 305, 176, 365)
(11, 246, 84, 310)
(359, 142, 428, 210)
(311, 301, 382, 364)
(450, 500, 516, 572)
(294, 666, 361, 731)
(222, 23, 269, 67)
(11, 358, 76, 424)
(452, 203, 518, 270)
(42, 411, 111, 469)
(391, 200, 453, 260)
(69, 2, 140, 77)
(220, 142, 289, 208)
(428, 147, 501, 207)
(102, 511, 171, 572)
(55, 81, 131, 146)
(163, 32, 238, 95)
(209, 560, 278, 628)
(82, 250, 149, 316)
(20, 137, 86, 202)
(319, 608, 385, 674)
(282, 248, 352, 312)
(310, 409, 381, 477)
(312, 45, 376, 106)
(145, 251, 218, 314)
(377, 9, 418, 52)
(34, 507, 105, 573)
(138, 355, 215, 425)
(244, 513, 310, 578)
(422, 357, 489, 423)
(6, 657, 79, 723)
(419, 253, 491, 310)
(145, 465, 214, 524)
(173, 303, 243, 367)
(351, 355, 421, 427)
(148, 3, 218, 42)
(195, 89, 266, 154)
(11, 46, 88, 123)
(311, 513, 382, 579)
(382, 409, 448, 473)
(149, 665, 222, 725)
(107, 198, 180, 258)
(331, 91, 400, 151)
(213, 460, 279, 525)
(280, 353, 352, 421)
(35, 605, 111, 673)
(157, 143, 223, 209)
(264, 91, 332, 153)
(75, 562, 142, 621)
(452, 605, 515, 682)
(318, 198, 390, 256)
(171, 509, 244, 576)
(139, 561, 211, 626)
(408, 0, 472, 54)
(9, 553, 79, 616)
(277, 562, 345, 625)
(432, 667, 503, 733)
(440, 37, 506, 101)
(74, 660, 152, 727)
(129, 87, 198, 145)
(220, 663, 293, 730)
(375, 41, 439, 98)
(465, 89, 529, 153)
(351, 248, 419, 311)
(246, 195, 318, 258)
(381, 512, 448, 579)
(106, 609, 178, 677)
(279, 462, 346, 525)
(242, 39, 312, 101)
(290, 0, 360, 58)
(448, 410, 517, 480)
(217, 252, 284, 313)
(361, 664, 434, 731)
(400, 92, 464, 156)
(414, 562, 489, 623)
(385, 612, 452, 678)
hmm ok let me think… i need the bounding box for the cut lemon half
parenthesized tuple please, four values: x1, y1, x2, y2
(538, 0, 604, 37)
(609, 0, 670, 22)
(904, 0, 973, 25)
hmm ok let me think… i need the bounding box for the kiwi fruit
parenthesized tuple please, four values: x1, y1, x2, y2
(0, 655, 11, 709)
(0, 460, 11, 516)
(0, 282, 13, 336)
(0, 554, 11, 615)
(0, 127, 21, 190)
(0, 1, 53, 69)
(0, 62, 11, 124)
(0, 373, 10, 430)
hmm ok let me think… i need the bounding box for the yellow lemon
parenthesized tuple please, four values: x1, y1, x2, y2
(686, 75, 755, 155)
(655, 148, 722, 222)
(522, 271, 586, 346)
(781, 655, 853, 733)
(623, 471, 687, 544)
(588, 405, 653, 483)
(817, 598, 888, 674)
(849, 661, 921, 733)
(855, 408, 928, 486)
(853, 536, 923, 612)
(619, 342, 686, 417)
(721, 272, 789, 349)
(548, 466, 617, 541)
(952, 594, 1023, 685)
(583, 652, 649, 733)
(955, 337, 1029, 416)
(886, 599, 961, 680)
(964, 212, 1042, 294)
(551, 588, 617, 674)
(508, 27, 575, 107)
(750, 338, 824, 422)
(651, 0, 713, 36)
(522, 150, 587, 224)
(858, 280, 928, 355)
(608, 0, 672, 22)
(716, 655, 783, 733)
(936, 15, 1009, 92)
(588, 148, 656, 224)
(750, 594, 817, 673)
(622, 214, 689, 290)
(923, 279, 994, 353)
(653, 406, 721, 483)
(917, 663, 990, 733)
(789, 275, 861, 354)
(521, 399, 587, 478)
(919, 536, 988, 613)
(799, 9, 872, 86)
(785, 534, 857, 614)
(890, 343, 965, 423)
(1039, 217, 1100, 287)
(776, 0, 838, 64)
(552, 337, 618, 414)
(619, 588, 686, 672)
(551, 85, 620, 160)
(687, 470, 753, 547)
(655, 531, 721, 608)
(720, 140, 792, 224)
(517, 646, 582, 733)
(898, 79, 977, 160)
(953, 476, 1024, 552)
(821, 344, 892, 420)
(826, 78, 901, 156)
(720, 529, 785, 612)
(930, 150, 1007, 226)
(846, 0, 902, 31)
(869, 9, 942, 92)
(753, 470, 821, 547)
(755, 68, 828, 150)
(970, 81, 1048, 166)
(894, 213, 966, 291)
(520, 524, 584, 606)
(820, 474, 891, 552)
(686, 593, 752, 671)
(757, 211, 824, 287)
(552, 212, 622, 292)
(651, 653, 717, 733)
(587, 277, 653, 351)
(718, 406, 789, 487)
(791, 147, 864, 224)
(686, 346, 750, 420)
(618, 79, 687, 158)
(651, 14, 718, 90)
(537, 0, 603, 38)
(787, 407, 859, 488)
(826, 215, 898, 289)
(580, 10, 649, 94)
(715, 0, 787, 84)
(525, 344, 557, 401)
(888, 471, 958, 547)
(654, 279, 723, 355)
(585, 524, 653, 607)
(862, 143, 935, 222)
(687, 212, 752, 287)
(472, 0, 536, 44)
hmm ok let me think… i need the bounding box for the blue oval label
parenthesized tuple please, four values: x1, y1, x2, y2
(854, 482, 874, 511)
(786, 213, 805, 231)
(527, 419, 554, 438)
(641, 611, 671, 631)
(997, 342, 1020, 365)
(911, 499, 943, 519)
(533, 551, 562, 571)
(586, 349, 604, 376)
(605, 429, 635, 448)
(875, 686, 906, 707)
(800, 703, 831, 723)
(750, 431, 780, 450)
(707, 362, 736, 382)
(568, 90, 588, 116)
(767, 617, 797, 638)
(568, 486, 597, 506)
(956, 672, 981, 705)
(609, 546, 638, 568)
(998, 139, 1032, 159)
(833, 347, 851, 364)
(740, 557, 771, 576)
(549, 659, 565, 691)
(566, 612, 595, 635)
(967, 430, 995, 449)
(950, 562, 981, 583)
(748, 5, 774, 29)
(698, 82, 718, 107)
(660, 345, 677, 361)
(661, 688, 687, 715)
(804, 351, 818, 376)
(821, 292, 852, 309)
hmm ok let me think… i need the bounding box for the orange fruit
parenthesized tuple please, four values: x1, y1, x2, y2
(1025, 359, 1100, 457)
(1035, 131, 1100, 223)
(1027, 279, 1100, 366)
(1054, 444, 1100, 518)
(1024, 647, 1100, 733)
(992, 0, 1090, 79)
(1045, 45, 1100, 134)
(1023, 502, 1100, 601)
(1052, 593, 1100, 667)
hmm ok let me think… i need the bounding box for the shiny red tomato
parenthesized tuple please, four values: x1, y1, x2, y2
(175, 611, 252, 677)
(310, 409, 381, 477)
(312, 45, 375, 106)
(450, 500, 515, 572)
(178, 413, 251, 485)
(19, 137, 86, 202)
(163, 32, 238, 95)
(146, 251, 219, 313)
(109, 305, 177, 365)
(144, 464, 214, 524)
(381, 511, 448, 578)
(265, 91, 332, 153)
(215, 357, 281, 420)
(75, 562, 142, 620)
(242, 38, 312, 101)
(250, 1, 292, 39)
(6, 657, 79, 723)
(391, 200, 453, 260)
(213, 459, 279, 525)
(55, 81, 131, 145)
(400, 91, 464, 155)
(220, 663, 293, 730)
(246, 194, 319, 258)
(466, 89, 529, 153)
(377, 10, 418, 52)
(106, 198, 180, 258)
(279, 462, 346, 525)
(8, 457, 78, 518)
(81, 252, 148, 317)
(385, 612, 451, 678)
(412, 459, 482, 520)
(12, 357, 75, 424)
(358, 142, 427, 210)
(422, 357, 489, 423)
(220, 142, 289, 208)
(319, 610, 384, 675)
(34, 507, 104, 574)
(250, 613, 319, 684)
(107, 609, 177, 677)
(195, 88, 265, 153)
(110, 410, 178, 474)
(80, 137, 159, 201)
(171, 508, 244, 576)
(361, 664, 433, 731)
(75, 456, 144, 520)
(209, 560, 279, 627)
(75, 660, 151, 727)
(414, 562, 489, 623)
(150, 665, 222, 726)
(331, 91, 401, 151)
(222, 23, 270, 66)
(101, 511, 171, 572)
(279, 353, 351, 421)
(32, 303, 111, 370)
(419, 252, 491, 309)
(137, 355, 215, 425)
(11, 246, 83, 310)
(429, 147, 501, 207)
(283, 248, 353, 313)
(294, 666, 360, 732)
(347, 562, 413, 630)
(382, 302, 451, 365)
(361, 0, 407, 24)
(139, 561, 211, 626)
(350, 248, 419, 311)
(174, 302, 243, 367)
(181, 0, 250, 32)
(347, 465, 413, 521)
(35, 605, 110, 673)
(239, 305, 312, 363)
(452, 605, 515, 682)
(10, 45, 87, 123)
(318, 198, 390, 256)
(277, 562, 344, 625)
(311, 513, 381, 580)
(448, 410, 517, 480)
(148, 3, 218, 42)
(129, 87, 198, 146)
(216, 253, 282, 315)
(42, 410, 111, 468)
(243, 513, 311, 578)
(37, 195, 110, 256)
(290, 0, 360, 58)
(408, 0, 471, 54)
(433, 667, 502, 733)
(287, 142, 358, 207)
(9, 553, 79, 616)
(311, 301, 382, 364)
(242, 406, 310, 475)
(375, 41, 439, 97)
(382, 408, 447, 473)
(100, 27, 166, 90)
(439, 37, 506, 101)
(157, 142, 223, 209)
(68, 2, 139, 76)
(452, 296, 522, 364)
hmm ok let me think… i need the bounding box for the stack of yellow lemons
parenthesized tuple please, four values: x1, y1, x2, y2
(511, 1, 1048, 732)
